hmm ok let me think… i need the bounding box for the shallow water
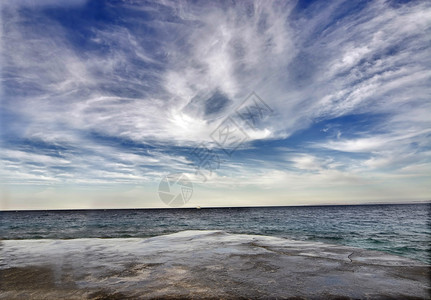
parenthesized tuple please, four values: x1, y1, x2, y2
(2, 231, 429, 299)
(1, 203, 430, 263)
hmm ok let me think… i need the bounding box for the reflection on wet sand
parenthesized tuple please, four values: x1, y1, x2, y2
(1, 231, 429, 299)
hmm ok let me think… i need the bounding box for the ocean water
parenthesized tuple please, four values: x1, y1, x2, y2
(1, 203, 430, 264)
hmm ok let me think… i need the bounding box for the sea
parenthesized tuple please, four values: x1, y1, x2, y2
(1, 203, 430, 264)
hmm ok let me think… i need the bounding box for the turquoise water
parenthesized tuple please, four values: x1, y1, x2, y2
(1, 203, 430, 263)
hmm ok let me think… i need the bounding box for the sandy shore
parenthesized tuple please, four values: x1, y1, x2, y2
(1, 230, 429, 299)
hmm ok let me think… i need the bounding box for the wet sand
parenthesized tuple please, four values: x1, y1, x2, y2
(1, 231, 430, 299)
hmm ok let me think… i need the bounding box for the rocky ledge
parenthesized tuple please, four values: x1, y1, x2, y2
(0, 230, 429, 299)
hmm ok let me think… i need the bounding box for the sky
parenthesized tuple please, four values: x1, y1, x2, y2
(0, 0, 430, 210)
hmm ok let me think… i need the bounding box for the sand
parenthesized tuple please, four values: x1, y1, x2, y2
(1, 230, 429, 299)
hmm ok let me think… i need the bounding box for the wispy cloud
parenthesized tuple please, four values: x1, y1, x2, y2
(1, 0, 430, 208)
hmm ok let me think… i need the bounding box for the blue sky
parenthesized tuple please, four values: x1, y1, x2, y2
(1, 0, 430, 210)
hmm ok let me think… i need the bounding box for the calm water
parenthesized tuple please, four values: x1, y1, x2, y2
(1, 204, 430, 263)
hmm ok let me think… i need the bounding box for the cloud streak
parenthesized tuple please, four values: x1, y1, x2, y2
(1, 0, 430, 208)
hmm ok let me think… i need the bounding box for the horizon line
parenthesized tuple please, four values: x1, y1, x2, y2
(2, 201, 430, 212)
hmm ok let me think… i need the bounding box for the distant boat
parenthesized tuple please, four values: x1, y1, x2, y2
(196, 206, 201, 209)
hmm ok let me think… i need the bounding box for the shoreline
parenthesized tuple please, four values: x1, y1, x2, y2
(1, 230, 430, 299)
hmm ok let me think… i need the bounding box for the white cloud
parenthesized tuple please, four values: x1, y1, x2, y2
(1, 0, 430, 207)
(3, 0, 430, 145)
(315, 128, 431, 153)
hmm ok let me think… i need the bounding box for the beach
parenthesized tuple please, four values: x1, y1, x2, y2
(1, 230, 429, 299)
(2, 0, 431, 297)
